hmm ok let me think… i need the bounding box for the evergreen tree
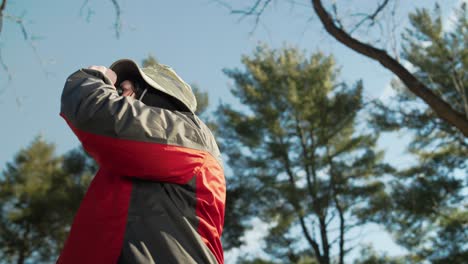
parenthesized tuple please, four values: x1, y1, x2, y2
(219, 1, 468, 136)
(368, 4, 467, 263)
(216, 45, 389, 264)
(352, 246, 406, 264)
(0, 137, 93, 264)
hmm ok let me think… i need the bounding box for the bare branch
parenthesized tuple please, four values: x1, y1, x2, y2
(236, 0, 271, 34)
(450, 69, 468, 119)
(311, 0, 468, 136)
(213, 0, 273, 34)
(330, 2, 344, 29)
(231, 0, 263, 18)
(0, 0, 6, 13)
(3, 14, 48, 77)
(79, 0, 121, 37)
(0, 47, 12, 83)
(285, 0, 310, 8)
(79, 0, 91, 19)
(0, 0, 7, 35)
(349, 0, 390, 34)
(209, 0, 233, 11)
(110, 0, 122, 39)
(325, 210, 336, 226)
(4, 14, 28, 40)
(388, 0, 400, 59)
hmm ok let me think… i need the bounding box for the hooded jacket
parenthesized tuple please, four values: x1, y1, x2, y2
(57, 68, 225, 264)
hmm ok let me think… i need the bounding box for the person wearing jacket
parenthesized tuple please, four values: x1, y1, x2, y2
(58, 59, 225, 264)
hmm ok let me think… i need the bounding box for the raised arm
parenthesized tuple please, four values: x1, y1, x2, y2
(60, 68, 211, 184)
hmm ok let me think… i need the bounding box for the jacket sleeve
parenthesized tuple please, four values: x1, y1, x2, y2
(60, 69, 207, 184)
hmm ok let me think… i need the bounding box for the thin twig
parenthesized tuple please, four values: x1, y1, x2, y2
(331, 2, 344, 29)
(79, 0, 90, 17)
(286, 0, 310, 8)
(389, 0, 400, 59)
(0, 0, 7, 35)
(450, 70, 468, 119)
(252, 0, 272, 32)
(349, 0, 391, 35)
(4, 14, 48, 77)
(209, 0, 232, 10)
(110, 0, 121, 38)
(223, 0, 272, 34)
(231, 0, 263, 18)
(0, 47, 12, 83)
(239, 0, 270, 32)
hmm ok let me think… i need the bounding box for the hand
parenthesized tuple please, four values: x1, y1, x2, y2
(119, 80, 136, 98)
(88, 65, 117, 85)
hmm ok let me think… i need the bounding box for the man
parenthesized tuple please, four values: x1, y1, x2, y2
(58, 59, 226, 264)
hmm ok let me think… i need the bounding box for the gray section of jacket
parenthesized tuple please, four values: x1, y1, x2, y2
(117, 178, 218, 264)
(61, 69, 222, 166)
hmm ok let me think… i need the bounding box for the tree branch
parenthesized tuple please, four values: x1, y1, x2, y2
(0, 0, 7, 35)
(279, 136, 324, 262)
(311, 0, 468, 136)
(79, 0, 90, 18)
(8, 14, 46, 69)
(327, 150, 345, 264)
(349, 0, 390, 34)
(295, 112, 332, 263)
(0, 0, 5, 12)
(231, 0, 272, 23)
(450, 69, 468, 119)
(293, 111, 316, 205)
(0, 47, 12, 83)
(213, 0, 272, 34)
(110, 0, 122, 39)
(232, 0, 263, 18)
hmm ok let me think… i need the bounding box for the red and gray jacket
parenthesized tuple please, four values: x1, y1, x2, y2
(58, 69, 226, 263)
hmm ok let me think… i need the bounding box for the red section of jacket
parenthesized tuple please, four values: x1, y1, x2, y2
(196, 156, 226, 264)
(57, 117, 225, 264)
(57, 168, 133, 264)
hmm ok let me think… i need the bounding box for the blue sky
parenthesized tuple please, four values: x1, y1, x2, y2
(2, 0, 458, 165)
(0, 0, 462, 262)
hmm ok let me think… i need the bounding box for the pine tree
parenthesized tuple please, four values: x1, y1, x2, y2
(216, 45, 389, 264)
(368, 4, 467, 263)
(0, 137, 93, 264)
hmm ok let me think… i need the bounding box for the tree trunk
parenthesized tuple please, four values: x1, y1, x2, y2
(17, 249, 25, 264)
(336, 198, 345, 264)
(16, 223, 30, 264)
(318, 216, 330, 264)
